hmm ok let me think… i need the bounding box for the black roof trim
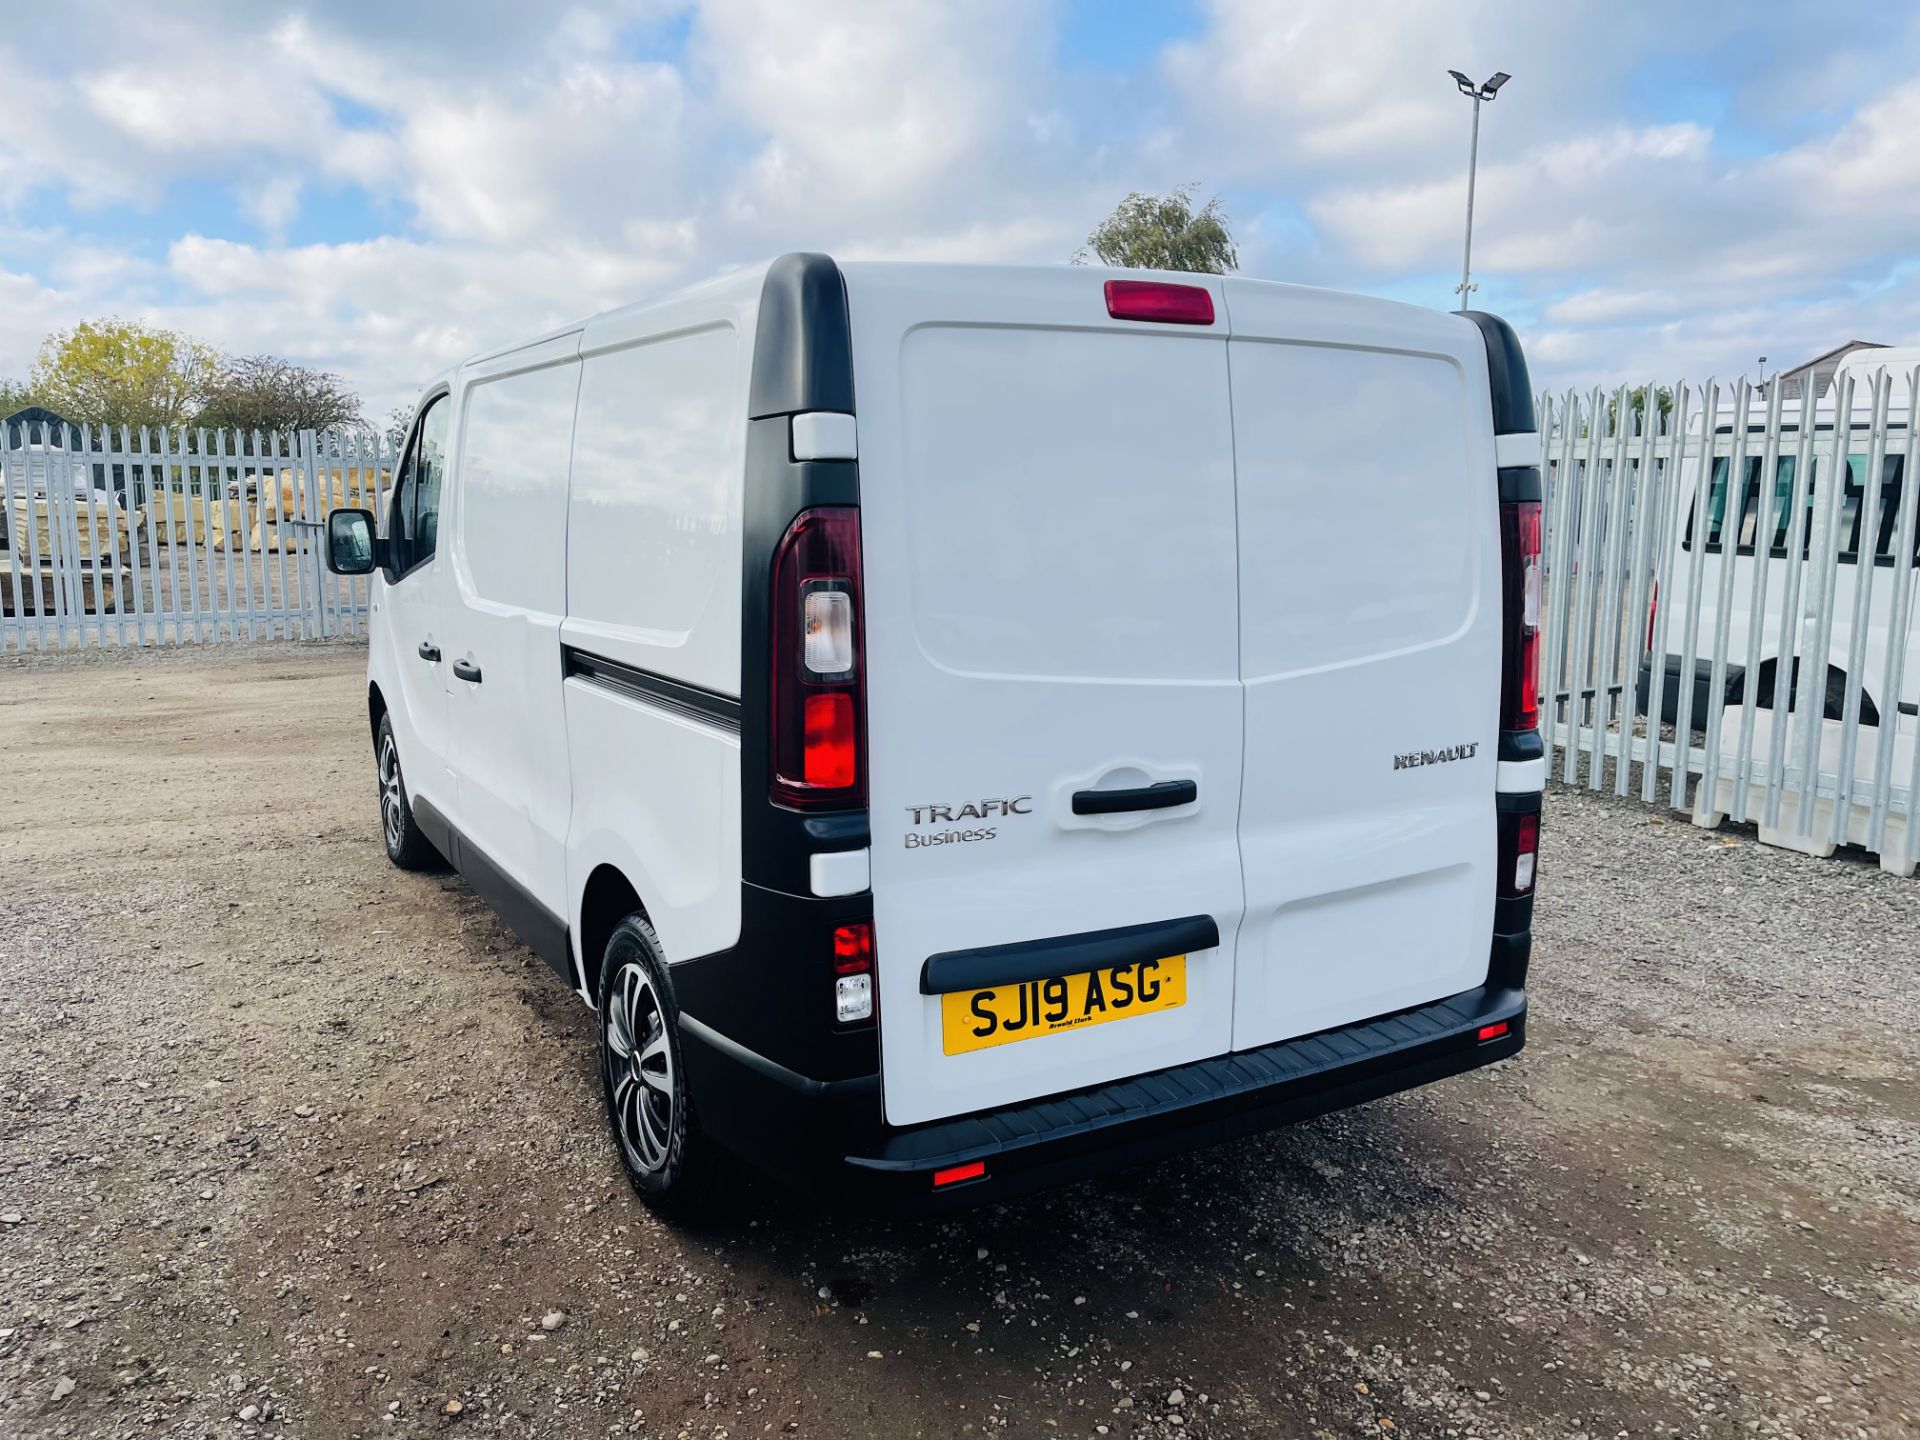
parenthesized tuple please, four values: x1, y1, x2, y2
(749, 253, 855, 419)
(1460, 311, 1536, 436)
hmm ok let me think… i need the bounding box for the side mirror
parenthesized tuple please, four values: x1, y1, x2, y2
(326, 507, 385, 576)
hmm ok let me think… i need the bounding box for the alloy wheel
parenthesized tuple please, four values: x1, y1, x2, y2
(605, 961, 675, 1173)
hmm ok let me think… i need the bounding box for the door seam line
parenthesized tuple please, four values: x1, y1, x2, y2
(1219, 282, 1253, 1049)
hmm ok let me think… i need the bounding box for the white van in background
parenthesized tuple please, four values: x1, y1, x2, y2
(1638, 352, 1919, 734)
(327, 255, 1543, 1213)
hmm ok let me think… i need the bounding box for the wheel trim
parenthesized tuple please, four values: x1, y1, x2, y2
(378, 734, 405, 852)
(606, 962, 674, 1174)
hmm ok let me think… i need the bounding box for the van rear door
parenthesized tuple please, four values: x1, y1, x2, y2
(843, 265, 1246, 1128)
(1222, 281, 1500, 1050)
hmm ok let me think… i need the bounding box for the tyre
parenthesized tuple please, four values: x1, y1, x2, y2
(598, 914, 703, 1214)
(375, 713, 443, 871)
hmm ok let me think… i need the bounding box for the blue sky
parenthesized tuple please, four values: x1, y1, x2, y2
(2, 0, 1918, 416)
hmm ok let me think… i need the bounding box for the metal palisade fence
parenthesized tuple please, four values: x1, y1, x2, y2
(1539, 365, 1920, 875)
(0, 422, 398, 651)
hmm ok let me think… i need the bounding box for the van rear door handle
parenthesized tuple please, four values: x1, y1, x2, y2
(1071, 779, 1197, 815)
(452, 658, 483, 683)
(417, 641, 441, 662)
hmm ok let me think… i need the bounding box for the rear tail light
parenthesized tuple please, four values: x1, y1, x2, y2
(1477, 1021, 1510, 1042)
(833, 921, 874, 1025)
(1104, 279, 1215, 326)
(1497, 809, 1539, 898)
(1646, 578, 1659, 654)
(771, 508, 865, 808)
(1500, 499, 1542, 734)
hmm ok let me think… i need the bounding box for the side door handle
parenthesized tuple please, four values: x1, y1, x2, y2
(417, 641, 441, 662)
(1071, 779, 1197, 815)
(452, 658, 483, 684)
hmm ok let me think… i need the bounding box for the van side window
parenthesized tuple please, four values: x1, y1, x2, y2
(1685, 448, 1913, 566)
(387, 395, 449, 576)
(413, 396, 450, 561)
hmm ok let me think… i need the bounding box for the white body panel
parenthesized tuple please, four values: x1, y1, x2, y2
(840, 263, 1507, 1126)
(842, 263, 1247, 1128)
(442, 335, 583, 917)
(1223, 280, 1500, 1049)
(558, 274, 764, 965)
(565, 316, 751, 696)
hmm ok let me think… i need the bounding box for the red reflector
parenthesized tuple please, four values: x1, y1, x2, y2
(933, 1160, 986, 1188)
(1104, 279, 1215, 326)
(833, 921, 873, 975)
(1477, 1022, 1509, 1042)
(803, 692, 858, 787)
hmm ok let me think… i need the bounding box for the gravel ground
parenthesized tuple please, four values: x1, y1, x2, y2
(1, 643, 1916, 1440)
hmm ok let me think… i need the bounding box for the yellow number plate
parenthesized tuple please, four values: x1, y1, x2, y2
(940, 956, 1187, 1056)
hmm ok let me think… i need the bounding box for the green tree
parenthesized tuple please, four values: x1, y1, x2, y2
(1078, 185, 1239, 274)
(0, 376, 40, 415)
(197, 354, 363, 435)
(29, 319, 219, 433)
(1606, 384, 1674, 433)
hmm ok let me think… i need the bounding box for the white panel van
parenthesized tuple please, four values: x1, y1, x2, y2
(1639, 360, 1918, 736)
(326, 255, 1544, 1213)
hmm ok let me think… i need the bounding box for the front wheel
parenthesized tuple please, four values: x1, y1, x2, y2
(375, 714, 442, 871)
(598, 915, 704, 1214)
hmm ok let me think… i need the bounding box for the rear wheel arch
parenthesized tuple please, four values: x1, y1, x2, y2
(579, 863, 648, 1000)
(1742, 657, 1879, 726)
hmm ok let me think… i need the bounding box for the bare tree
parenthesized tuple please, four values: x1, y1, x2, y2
(197, 354, 364, 436)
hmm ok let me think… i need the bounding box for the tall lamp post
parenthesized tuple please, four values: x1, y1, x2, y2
(1447, 69, 1510, 308)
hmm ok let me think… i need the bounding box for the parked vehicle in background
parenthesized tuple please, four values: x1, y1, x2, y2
(326, 254, 1543, 1214)
(1638, 348, 1920, 733)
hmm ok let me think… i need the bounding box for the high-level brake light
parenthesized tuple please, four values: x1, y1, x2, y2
(1104, 280, 1215, 326)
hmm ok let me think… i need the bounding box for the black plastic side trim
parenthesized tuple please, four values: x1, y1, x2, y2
(1498, 464, 1543, 503)
(679, 1013, 879, 1101)
(671, 881, 879, 1084)
(921, 915, 1220, 996)
(562, 646, 742, 734)
(1487, 932, 1531, 989)
(1460, 312, 1536, 435)
(1499, 727, 1545, 763)
(411, 791, 455, 861)
(419, 805, 573, 985)
(1072, 779, 1197, 815)
(749, 253, 856, 419)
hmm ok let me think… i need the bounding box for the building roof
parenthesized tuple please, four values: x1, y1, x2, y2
(1776, 340, 1886, 377)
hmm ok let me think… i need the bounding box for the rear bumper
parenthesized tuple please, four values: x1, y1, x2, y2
(679, 980, 1527, 1215)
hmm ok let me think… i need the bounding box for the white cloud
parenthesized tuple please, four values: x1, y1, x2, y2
(1, 0, 1918, 414)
